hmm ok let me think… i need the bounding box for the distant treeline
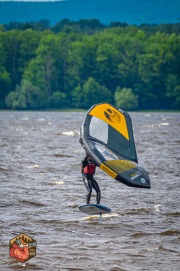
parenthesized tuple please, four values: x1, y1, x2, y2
(0, 19, 179, 110)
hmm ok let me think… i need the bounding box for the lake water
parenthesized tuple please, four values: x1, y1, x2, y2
(0, 111, 179, 271)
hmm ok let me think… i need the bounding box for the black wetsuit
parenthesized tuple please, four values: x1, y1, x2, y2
(81, 155, 101, 204)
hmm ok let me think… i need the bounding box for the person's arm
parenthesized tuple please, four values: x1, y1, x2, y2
(81, 155, 88, 168)
(80, 155, 87, 173)
(81, 155, 88, 167)
(80, 164, 83, 173)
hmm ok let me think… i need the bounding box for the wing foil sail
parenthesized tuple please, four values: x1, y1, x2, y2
(89, 103, 129, 140)
(80, 103, 151, 189)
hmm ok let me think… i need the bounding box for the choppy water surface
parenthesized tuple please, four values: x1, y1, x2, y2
(0, 111, 179, 271)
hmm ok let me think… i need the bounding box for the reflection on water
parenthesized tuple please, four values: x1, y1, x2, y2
(0, 111, 179, 270)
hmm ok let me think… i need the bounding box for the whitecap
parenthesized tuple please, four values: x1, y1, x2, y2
(144, 114, 151, 117)
(160, 123, 170, 126)
(81, 213, 119, 220)
(27, 164, 40, 169)
(52, 181, 65, 185)
(154, 204, 161, 212)
(143, 124, 155, 128)
(61, 131, 77, 136)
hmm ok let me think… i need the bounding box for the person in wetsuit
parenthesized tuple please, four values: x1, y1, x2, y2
(81, 154, 101, 204)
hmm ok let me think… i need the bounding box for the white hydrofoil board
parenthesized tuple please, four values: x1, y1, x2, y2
(79, 204, 111, 215)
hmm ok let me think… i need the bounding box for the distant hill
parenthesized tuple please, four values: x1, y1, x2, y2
(0, 0, 179, 26)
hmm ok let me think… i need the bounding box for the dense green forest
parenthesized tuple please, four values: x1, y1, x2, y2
(0, 19, 179, 110)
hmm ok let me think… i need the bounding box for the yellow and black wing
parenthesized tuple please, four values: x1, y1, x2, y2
(80, 103, 150, 189)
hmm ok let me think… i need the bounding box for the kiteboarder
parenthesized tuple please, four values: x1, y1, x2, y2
(80, 154, 101, 205)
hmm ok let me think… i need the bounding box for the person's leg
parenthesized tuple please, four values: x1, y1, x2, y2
(82, 174, 92, 204)
(91, 178, 101, 204)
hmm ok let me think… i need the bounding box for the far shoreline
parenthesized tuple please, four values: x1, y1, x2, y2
(0, 109, 179, 113)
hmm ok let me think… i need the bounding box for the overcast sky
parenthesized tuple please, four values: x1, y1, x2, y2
(0, 0, 179, 25)
(0, 0, 64, 1)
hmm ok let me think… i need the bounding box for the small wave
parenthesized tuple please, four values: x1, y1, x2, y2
(121, 208, 151, 215)
(51, 181, 65, 185)
(165, 212, 180, 217)
(160, 230, 180, 236)
(67, 203, 79, 208)
(0, 203, 14, 208)
(0, 167, 8, 173)
(131, 232, 151, 238)
(19, 199, 45, 207)
(53, 154, 72, 158)
(36, 219, 62, 224)
(158, 245, 179, 254)
(9, 262, 41, 270)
